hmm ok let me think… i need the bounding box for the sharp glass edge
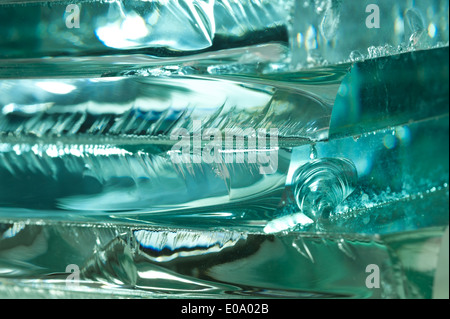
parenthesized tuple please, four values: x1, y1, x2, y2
(0, 48, 448, 234)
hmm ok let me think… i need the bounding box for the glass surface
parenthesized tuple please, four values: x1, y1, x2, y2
(0, 221, 445, 298)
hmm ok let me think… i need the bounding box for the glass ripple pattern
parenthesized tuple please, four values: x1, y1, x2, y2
(0, 0, 449, 299)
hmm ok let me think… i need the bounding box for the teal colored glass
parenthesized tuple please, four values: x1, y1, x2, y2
(0, 0, 448, 299)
